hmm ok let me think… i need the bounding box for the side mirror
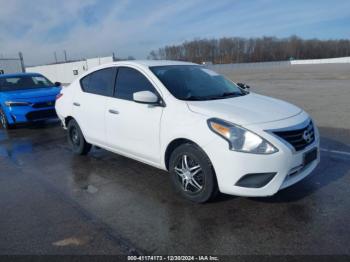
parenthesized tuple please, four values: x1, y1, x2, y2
(54, 82, 62, 87)
(133, 91, 159, 105)
(237, 82, 250, 89)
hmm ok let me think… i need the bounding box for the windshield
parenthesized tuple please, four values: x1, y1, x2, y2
(150, 65, 245, 101)
(0, 75, 54, 92)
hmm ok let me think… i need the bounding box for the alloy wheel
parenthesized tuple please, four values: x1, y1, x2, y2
(0, 112, 7, 129)
(174, 154, 204, 193)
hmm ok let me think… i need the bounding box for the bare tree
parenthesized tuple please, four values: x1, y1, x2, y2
(148, 36, 350, 64)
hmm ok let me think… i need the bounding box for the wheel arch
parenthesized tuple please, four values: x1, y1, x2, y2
(64, 115, 74, 127)
(164, 137, 216, 172)
(164, 138, 196, 170)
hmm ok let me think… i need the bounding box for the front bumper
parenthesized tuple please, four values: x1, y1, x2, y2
(203, 112, 320, 197)
(4, 104, 57, 124)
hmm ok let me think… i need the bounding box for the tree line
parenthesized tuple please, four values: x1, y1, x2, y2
(148, 36, 350, 64)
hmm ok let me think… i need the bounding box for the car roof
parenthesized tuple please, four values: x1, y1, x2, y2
(0, 72, 42, 78)
(111, 60, 198, 67)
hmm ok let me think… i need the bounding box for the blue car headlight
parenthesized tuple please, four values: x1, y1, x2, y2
(5, 101, 32, 107)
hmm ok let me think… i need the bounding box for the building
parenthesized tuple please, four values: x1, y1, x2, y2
(26, 56, 114, 84)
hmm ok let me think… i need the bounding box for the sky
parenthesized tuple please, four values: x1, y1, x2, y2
(0, 0, 349, 65)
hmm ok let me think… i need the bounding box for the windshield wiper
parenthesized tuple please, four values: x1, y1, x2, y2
(221, 92, 241, 97)
(184, 95, 208, 101)
(184, 92, 242, 101)
(204, 92, 242, 100)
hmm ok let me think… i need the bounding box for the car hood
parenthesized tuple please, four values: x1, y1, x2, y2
(0, 87, 60, 100)
(186, 92, 302, 126)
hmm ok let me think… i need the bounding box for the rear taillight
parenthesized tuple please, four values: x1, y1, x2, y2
(56, 93, 63, 100)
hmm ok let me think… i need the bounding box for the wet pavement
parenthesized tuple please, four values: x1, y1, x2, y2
(1, 64, 350, 255)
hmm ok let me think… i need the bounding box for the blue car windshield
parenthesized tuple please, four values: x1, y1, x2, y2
(150, 65, 245, 101)
(0, 75, 54, 91)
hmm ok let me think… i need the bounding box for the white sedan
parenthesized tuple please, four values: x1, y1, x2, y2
(55, 60, 320, 203)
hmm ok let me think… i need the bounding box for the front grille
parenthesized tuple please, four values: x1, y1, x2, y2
(26, 109, 57, 121)
(273, 121, 315, 151)
(32, 101, 55, 108)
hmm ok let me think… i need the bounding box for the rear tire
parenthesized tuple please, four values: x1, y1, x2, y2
(0, 109, 14, 130)
(67, 119, 91, 155)
(169, 143, 218, 203)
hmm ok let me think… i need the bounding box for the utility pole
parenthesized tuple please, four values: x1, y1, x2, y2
(18, 52, 25, 73)
(54, 52, 58, 63)
(64, 50, 67, 62)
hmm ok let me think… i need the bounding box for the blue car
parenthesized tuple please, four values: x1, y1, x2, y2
(0, 73, 61, 129)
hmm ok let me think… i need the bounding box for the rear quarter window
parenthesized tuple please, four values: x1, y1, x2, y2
(80, 67, 117, 96)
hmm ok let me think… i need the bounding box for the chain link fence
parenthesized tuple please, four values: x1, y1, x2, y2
(0, 52, 25, 74)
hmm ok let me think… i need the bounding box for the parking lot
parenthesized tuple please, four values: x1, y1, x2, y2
(0, 63, 349, 255)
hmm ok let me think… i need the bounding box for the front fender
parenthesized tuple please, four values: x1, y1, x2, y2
(160, 103, 217, 169)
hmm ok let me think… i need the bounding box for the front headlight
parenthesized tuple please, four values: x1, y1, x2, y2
(207, 118, 278, 154)
(5, 101, 32, 107)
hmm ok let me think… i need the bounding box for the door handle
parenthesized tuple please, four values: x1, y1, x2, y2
(73, 102, 80, 107)
(108, 109, 119, 114)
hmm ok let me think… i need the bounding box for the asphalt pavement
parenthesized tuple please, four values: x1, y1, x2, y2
(0, 64, 349, 255)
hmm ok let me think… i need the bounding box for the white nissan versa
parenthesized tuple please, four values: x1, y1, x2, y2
(55, 60, 320, 203)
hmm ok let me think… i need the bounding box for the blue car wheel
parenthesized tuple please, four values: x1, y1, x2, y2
(0, 108, 14, 130)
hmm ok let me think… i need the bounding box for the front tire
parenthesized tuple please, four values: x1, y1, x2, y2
(169, 143, 218, 203)
(0, 109, 14, 130)
(67, 119, 91, 155)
